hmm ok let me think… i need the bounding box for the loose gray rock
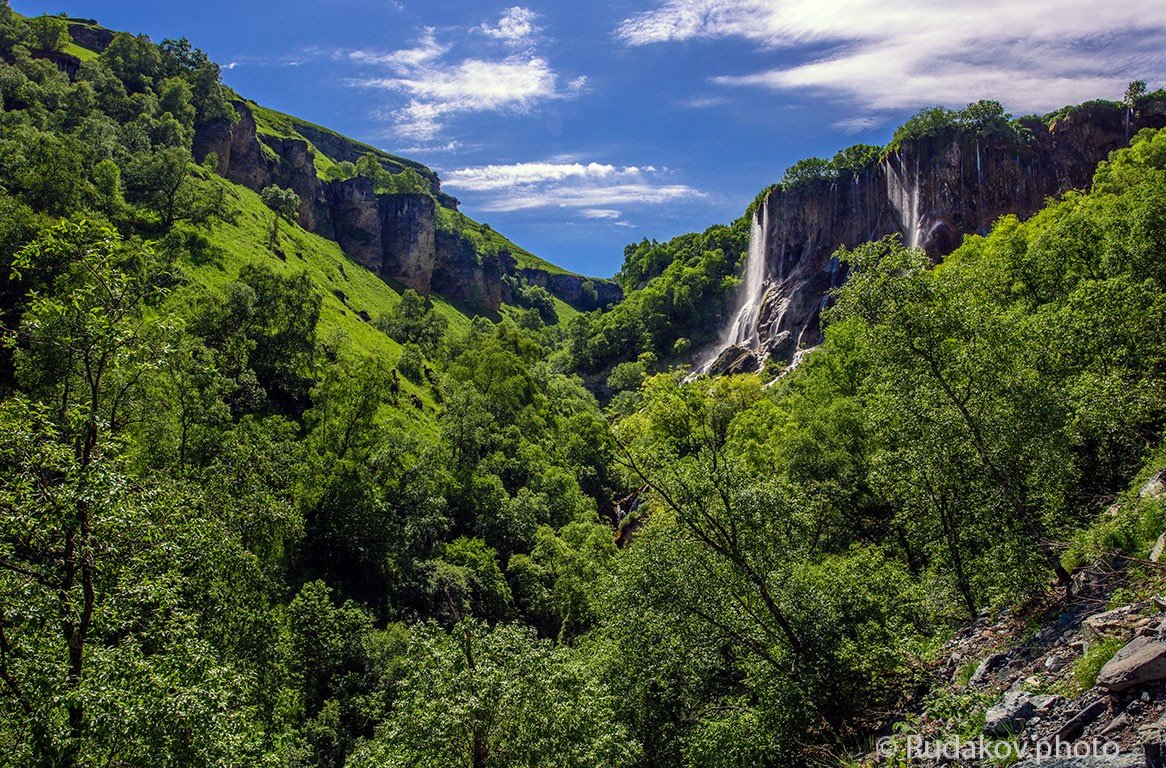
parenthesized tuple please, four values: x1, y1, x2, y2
(1151, 533, 1166, 563)
(984, 690, 1059, 737)
(1143, 717, 1166, 768)
(1097, 636, 1166, 691)
(1141, 469, 1166, 499)
(1083, 606, 1142, 649)
(1012, 756, 1141, 768)
(970, 651, 1013, 688)
(1056, 699, 1108, 742)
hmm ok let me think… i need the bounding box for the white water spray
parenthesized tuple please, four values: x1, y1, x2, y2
(886, 155, 922, 249)
(724, 202, 768, 349)
(692, 202, 769, 375)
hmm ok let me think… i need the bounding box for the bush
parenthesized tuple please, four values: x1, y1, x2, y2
(396, 343, 425, 383)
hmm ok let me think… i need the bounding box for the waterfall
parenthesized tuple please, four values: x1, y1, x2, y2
(724, 202, 769, 349)
(691, 202, 769, 375)
(885, 154, 922, 249)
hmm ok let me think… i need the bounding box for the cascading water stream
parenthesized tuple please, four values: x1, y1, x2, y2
(886, 154, 922, 249)
(724, 202, 768, 349)
(692, 202, 769, 375)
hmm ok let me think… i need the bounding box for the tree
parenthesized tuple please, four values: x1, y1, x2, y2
(101, 32, 163, 93)
(348, 621, 636, 768)
(0, 403, 271, 767)
(0, 222, 273, 766)
(614, 374, 807, 659)
(124, 146, 195, 228)
(236, 264, 320, 416)
(1125, 79, 1149, 108)
(832, 236, 1074, 590)
(781, 156, 836, 189)
(27, 15, 68, 53)
(159, 37, 210, 75)
(260, 184, 301, 244)
(377, 289, 447, 354)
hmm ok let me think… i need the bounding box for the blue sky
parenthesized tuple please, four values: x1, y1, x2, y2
(14, 1, 1166, 277)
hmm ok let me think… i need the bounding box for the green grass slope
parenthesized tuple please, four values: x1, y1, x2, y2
(175, 168, 469, 411)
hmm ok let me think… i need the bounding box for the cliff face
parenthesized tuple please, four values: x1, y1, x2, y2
(193, 102, 619, 314)
(322, 179, 437, 295)
(512, 267, 624, 312)
(753, 102, 1166, 361)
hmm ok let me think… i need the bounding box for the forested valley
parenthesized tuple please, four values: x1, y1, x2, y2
(3, 6, 1166, 767)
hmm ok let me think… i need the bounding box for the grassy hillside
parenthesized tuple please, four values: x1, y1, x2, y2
(58, 12, 591, 288)
(176, 167, 471, 411)
(435, 206, 571, 275)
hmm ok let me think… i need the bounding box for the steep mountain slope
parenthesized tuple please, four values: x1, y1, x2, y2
(61, 14, 620, 318)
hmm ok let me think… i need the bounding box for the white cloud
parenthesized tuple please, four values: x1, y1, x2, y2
(832, 115, 884, 133)
(616, 0, 1166, 113)
(480, 7, 540, 46)
(348, 25, 585, 140)
(442, 161, 705, 212)
(443, 162, 642, 191)
(681, 96, 728, 108)
(395, 140, 465, 154)
(349, 28, 449, 73)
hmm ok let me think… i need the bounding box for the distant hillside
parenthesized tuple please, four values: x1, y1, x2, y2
(57, 13, 621, 318)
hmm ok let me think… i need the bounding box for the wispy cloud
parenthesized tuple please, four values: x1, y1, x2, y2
(479, 7, 540, 47)
(580, 208, 623, 219)
(681, 96, 728, 108)
(832, 115, 884, 133)
(394, 140, 465, 154)
(349, 27, 448, 72)
(616, 0, 1166, 114)
(347, 10, 583, 140)
(441, 161, 704, 212)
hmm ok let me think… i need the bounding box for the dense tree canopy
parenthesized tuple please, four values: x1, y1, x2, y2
(2, 11, 1166, 767)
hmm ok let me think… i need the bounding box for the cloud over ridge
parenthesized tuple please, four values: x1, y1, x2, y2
(616, 0, 1166, 113)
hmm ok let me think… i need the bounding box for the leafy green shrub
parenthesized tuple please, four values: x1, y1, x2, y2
(396, 343, 425, 383)
(781, 156, 837, 189)
(376, 289, 447, 354)
(886, 100, 1033, 155)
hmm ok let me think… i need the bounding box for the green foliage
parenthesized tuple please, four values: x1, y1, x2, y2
(887, 100, 1032, 155)
(1071, 637, 1124, 693)
(504, 275, 558, 324)
(396, 342, 426, 383)
(260, 184, 301, 242)
(832, 143, 882, 174)
(102, 32, 163, 94)
(779, 145, 884, 190)
(578, 219, 750, 372)
(782, 156, 837, 188)
(348, 621, 637, 768)
(1125, 80, 1148, 108)
(337, 151, 434, 195)
(376, 288, 448, 354)
(26, 15, 68, 53)
(5, 16, 1166, 768)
